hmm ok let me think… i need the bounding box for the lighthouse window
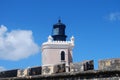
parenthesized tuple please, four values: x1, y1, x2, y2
(53, 28, 59, 35)
(61, 51, 65, 60)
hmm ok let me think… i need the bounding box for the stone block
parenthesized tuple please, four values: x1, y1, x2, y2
(70, 60, 94, 72)
(98, 58, 120, 70)
(42, 64, 65, 75)
(29, 66, 42, 76)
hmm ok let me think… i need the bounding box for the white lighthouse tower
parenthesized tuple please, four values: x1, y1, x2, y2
(41, 20, 74, 73)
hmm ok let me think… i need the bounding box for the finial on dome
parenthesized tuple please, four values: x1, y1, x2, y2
(58, 19, 61, 23)
(58, 16, 61, 23)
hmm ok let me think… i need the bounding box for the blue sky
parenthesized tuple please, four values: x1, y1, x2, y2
(0, 0, 120, 70)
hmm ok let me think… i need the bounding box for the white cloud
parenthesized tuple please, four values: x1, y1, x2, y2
(0, 25, 39, 61)
(0, 66, 6, 71)
(108, 12, 120, 21)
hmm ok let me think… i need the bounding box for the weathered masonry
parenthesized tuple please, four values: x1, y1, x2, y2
(0, 59, 120, 80)
(1, 70, 120, 80)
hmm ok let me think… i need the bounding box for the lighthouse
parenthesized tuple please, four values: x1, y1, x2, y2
(41, 20, 74, 72)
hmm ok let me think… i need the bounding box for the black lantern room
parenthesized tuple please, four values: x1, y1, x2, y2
(52, 20, 67, 41)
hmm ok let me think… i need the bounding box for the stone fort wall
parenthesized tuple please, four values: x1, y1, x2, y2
(0, 58, 120, 80)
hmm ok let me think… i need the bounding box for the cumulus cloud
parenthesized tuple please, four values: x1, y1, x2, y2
(0, 25, 39, 61)
(0, 66, 6, 71)
(107, 12, 120, 21)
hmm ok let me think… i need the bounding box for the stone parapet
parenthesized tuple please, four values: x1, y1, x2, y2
(1, 69, 120, 80)
(70, 60, 94, 72)
(98, 58, 120, 70)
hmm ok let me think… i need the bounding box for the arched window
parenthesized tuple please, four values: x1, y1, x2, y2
(61, 51, 65, 60)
